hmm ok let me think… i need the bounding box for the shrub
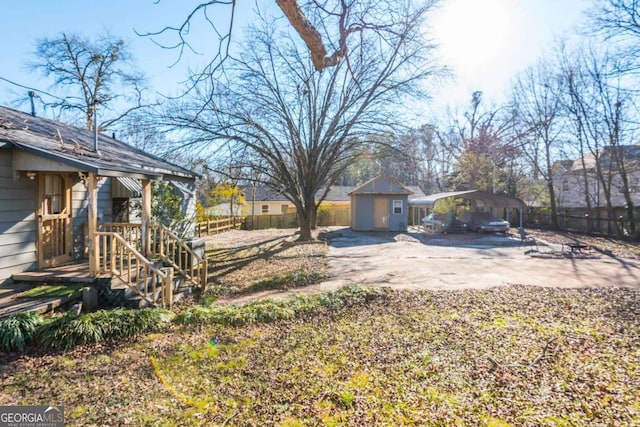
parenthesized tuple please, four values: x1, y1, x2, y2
(37, 308, 174, 350)
(0, 312, 45, 352)
(175, 285, 384, 327)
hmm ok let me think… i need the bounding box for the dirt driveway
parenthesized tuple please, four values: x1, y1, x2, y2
(306, 228, 640, 292)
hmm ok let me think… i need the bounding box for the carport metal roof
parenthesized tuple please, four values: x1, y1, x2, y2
(408, 190, 524, 209)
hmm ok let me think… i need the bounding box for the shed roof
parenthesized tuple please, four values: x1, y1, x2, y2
(0, 106, 197, 180)
(409, 190, 524, 209)
(349, 176, 412, 196)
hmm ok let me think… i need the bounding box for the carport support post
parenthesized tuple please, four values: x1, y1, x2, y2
(519, 206, 523, 232)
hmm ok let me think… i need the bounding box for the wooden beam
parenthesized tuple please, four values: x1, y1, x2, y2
(141, 179, 152, 256)
(87, 172, 99, 276)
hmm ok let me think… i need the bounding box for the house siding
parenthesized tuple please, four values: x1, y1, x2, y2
(242, 201, 295, 216)
(350, 177, 411, 232)
(0, 148, 37, 282)
(70, 176, 113, 259)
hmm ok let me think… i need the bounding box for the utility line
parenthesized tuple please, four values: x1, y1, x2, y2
(0, 76, 66, 101)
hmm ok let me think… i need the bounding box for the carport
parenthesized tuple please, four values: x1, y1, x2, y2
(408, 190, 525, 230)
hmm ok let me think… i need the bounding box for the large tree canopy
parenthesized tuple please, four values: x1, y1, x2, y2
(164, 0, 440, 240)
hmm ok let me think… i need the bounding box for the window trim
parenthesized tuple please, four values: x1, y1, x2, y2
(392, 199, 403, 214)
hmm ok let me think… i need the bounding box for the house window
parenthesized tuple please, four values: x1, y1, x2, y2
(393, 200, 403, 214)
(261, 204, 269, 214)
(43, 174, 65, 215)
(281, 204, 289, 214)
(562, 180, 569, 191)
(112, 198, 130, 222)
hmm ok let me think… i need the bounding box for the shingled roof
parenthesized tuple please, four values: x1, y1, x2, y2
(0, 106, 196, 180)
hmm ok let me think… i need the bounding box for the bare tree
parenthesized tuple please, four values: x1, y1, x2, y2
(588, 0, 640, 75)
(163, 1, 441, 240)
(589, 1, 640, 42)
(558, 44, 636, 236)
(446, 92, 520, 194)
(143, 0, 422, 76)
(30, 32, 149, 131)
(510, 60, 565, 229)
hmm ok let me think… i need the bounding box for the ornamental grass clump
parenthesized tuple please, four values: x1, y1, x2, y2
(37, 308, 174, 350)
(175, 285, 384, 327)
(0, 312, 44, 352)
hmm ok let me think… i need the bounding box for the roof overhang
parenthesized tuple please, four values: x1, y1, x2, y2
(9, 141, 163, 180)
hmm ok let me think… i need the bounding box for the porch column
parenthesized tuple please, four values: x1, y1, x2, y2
(87, 172, 99, 276)
(141, 179, 152, 256)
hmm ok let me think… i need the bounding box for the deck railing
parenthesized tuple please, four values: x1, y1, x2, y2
(95, 231, 173, 308)
(149, 223, 208, 289)
(97, 222, 207, 289)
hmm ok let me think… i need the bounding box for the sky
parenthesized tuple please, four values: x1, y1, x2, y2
(0, 0, 592, 119)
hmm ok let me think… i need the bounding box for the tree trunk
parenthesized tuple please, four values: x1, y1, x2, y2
(297, 210, 313, 241)
(547, 180, 559, 230)
(310, 207, 317, 230)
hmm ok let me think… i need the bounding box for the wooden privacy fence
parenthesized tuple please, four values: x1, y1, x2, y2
(196, 216, 244, 236)
(317, 206, 351, 226)
(244, 206, 351, 230)
(525, 206, 640, 236)
(244, 213, 299, 230)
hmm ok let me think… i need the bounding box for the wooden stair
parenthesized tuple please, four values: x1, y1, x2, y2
(0, 272, 88, 318)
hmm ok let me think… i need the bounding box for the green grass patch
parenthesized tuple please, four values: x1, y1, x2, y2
(17, 283, 84, 299)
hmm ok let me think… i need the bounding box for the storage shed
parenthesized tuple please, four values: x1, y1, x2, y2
(350, 176, 412, 231)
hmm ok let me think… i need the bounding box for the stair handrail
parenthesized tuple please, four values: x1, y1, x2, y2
(149, 223, 208, 289)
(95, 231, 173, 308)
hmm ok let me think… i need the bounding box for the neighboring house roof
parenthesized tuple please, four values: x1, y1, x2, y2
(564, 145, 640, 172)
(406, 186, 426, 200)
(245, 185, 356, 202)
(317, 186, 354, 202)
(409, 190, 524, 209)
(245, 186, 291, 202)
(349, 176, 413, 196)
(0, 106, 197, 180)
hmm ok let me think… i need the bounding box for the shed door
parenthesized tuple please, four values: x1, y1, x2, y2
(38, 173, 73, 267)
(374, 198, 389, 228)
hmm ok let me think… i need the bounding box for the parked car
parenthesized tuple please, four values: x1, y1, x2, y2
(422, 213, 444, 227)
(422, 213, 445, 233)
(464, 212, 510, 233)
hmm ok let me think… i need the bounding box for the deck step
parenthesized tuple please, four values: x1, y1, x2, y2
(0, 286, 82, 319)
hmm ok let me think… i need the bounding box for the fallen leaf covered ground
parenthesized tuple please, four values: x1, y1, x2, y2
(0, 285, 638, 426)
(526, 228, 640, 259)
(205, 229, 327, 291)
(0, 229, 638, 426)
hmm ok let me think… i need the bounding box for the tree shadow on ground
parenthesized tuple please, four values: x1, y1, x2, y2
(206, 236, 292, 282)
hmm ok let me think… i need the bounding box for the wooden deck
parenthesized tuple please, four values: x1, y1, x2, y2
(0, 262, 95, 319)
